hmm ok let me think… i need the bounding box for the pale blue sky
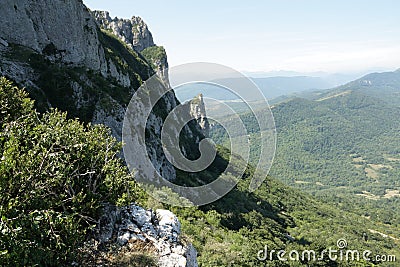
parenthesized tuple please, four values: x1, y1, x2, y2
(84, 0, 400, 73)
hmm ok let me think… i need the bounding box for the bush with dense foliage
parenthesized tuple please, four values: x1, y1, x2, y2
(0, 77, 140, 265)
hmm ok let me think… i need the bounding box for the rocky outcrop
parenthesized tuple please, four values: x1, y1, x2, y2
(0, 0, 106, 71)
(92, 10, 154, 52)
(97, 204, 198, 267)
(188, 94, 210, 137)
(92, 10, 170, 87)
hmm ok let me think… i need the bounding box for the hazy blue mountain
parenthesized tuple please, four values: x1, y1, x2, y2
(253, 76, 332, 99)
(175, 72, 369, 103)
(310, 68, 400, 106)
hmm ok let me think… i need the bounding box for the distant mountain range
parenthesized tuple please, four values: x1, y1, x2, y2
(299, 68, 400, 106)
(174, 70, 389, 102)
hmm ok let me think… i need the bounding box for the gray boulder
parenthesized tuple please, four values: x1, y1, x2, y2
(97, 203, 198, 267)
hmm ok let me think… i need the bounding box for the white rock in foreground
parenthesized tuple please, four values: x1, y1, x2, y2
(98, 203, 198, 267)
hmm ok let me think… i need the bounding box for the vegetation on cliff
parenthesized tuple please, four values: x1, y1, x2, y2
(0, 78, 144, 265)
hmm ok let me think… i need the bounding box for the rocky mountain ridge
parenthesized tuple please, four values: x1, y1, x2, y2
(92, 10, 170, 88)
(92, 10, 155, 53)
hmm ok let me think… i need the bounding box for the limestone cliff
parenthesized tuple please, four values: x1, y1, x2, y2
(92, 10, 170, 87)
(0, 0, 195, 183)
(0, 0, 106, 70)
(92, 10, 154, 52)
(0, 0, 201, 265)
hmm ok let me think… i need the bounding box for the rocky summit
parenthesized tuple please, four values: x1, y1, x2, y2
(92, 10, 170, 88)
(188, 94, 210, 137)
(92, 10, 155, 53)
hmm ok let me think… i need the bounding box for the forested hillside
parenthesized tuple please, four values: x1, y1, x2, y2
(210, 70, 400, 230)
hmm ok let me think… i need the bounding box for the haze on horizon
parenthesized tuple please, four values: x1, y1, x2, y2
(84, 0, 400, 75)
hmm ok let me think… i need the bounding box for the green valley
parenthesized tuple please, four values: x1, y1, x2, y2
(210, 70, 400, 231)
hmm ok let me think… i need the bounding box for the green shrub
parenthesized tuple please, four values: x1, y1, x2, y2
(141, 46, 167, 69)
(0, 77, 33, 129)
(0, 78, 140, 265)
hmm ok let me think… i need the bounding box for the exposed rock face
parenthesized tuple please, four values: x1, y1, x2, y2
(92, 10, 154, 52)
(156, 52, 169, 87)
(92, 10, 170, 87)
(98, 204, 198, 267)
(0, 0, 207, 187)
(1, 3, 206, 187)
(0, 0, 106, 71)
(188, 94, 210, 137)
(90, 10, 206, 182)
